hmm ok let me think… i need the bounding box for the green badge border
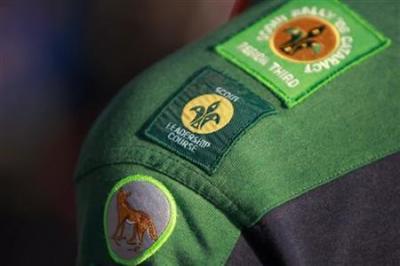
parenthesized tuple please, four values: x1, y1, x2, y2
(215, 0, 391, 108)
(103, 174, 177, 266)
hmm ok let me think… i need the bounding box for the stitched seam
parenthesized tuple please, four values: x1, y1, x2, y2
(249, 146, 400, 227)
(80, 161, 248, 226)
(219, 233, 242, 266)
(77, 145, 207, 180)
(76, 145, 250, 225)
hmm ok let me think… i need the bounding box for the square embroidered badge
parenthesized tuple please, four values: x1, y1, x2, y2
(216, 0, 390, 108)
(144, 67, 275, 174)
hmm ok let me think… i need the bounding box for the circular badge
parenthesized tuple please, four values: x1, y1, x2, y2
(270, 16, 340, 63)
(104, 175, 177, 265)
(181, 94, 234, 134)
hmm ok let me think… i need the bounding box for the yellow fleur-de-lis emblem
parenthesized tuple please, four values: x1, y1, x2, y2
(181, 94, 234, 134)
(189, 101, 221, 129)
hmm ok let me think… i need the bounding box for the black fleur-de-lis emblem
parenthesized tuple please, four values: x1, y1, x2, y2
(280, 25, 325, 55)
(190, 101, 221, 129)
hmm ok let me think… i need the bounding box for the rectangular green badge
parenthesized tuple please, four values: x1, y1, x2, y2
(216, 0, 390, 108)
(144, 67, 275, 174)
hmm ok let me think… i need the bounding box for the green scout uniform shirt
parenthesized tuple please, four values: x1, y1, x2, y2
(75, 0, 400, 265)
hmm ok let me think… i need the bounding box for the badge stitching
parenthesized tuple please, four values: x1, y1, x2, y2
(144, 66, 276, 174)
(104, 175, 177, 265)
(215, 0, 391, 108)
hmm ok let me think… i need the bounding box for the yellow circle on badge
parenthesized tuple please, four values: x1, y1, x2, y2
(181, 94, 234, 134)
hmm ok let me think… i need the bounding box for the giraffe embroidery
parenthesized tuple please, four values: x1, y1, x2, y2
(111, 189, 158, 250)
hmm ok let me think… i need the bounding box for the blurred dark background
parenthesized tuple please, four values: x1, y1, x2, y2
(0, 0, 250, 265)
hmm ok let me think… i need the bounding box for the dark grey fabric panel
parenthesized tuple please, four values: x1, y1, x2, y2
(227, 152, 400, 266)
(226, 235, 263, 266)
